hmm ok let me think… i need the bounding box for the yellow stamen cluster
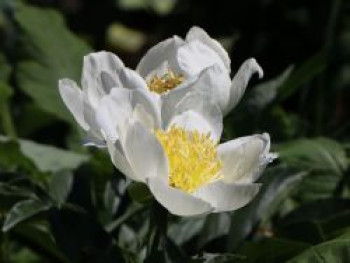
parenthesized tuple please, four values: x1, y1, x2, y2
(155, 126, 222, 193)
(147, 69, 184, 94)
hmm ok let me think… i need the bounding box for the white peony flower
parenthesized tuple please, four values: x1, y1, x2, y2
(97, 88, 277, 216)
(136, 26, 263, 117)
(59, 27, 263, 144)
(59, 27, 262, 145)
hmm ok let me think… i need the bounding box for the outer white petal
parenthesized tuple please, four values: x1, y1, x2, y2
(82, 51, 124, 107)
(186, 26, 231, 72)
(136, 36, 185, 78)
(58, 78, 89, 130)
(106, 138, 138, 181)
(161, 65, 230, 128)
(96, 88, 161, 142)
(124, 122, 168, 183)
(168, 110, 220, 142)
(100, 71, 120, 93)
(225, 58, 263, 115)
(148, 177, 212, 216)
(96, 89, 132, 142)
(193, 181, 261, 212)
(177, 40, 226, 78)
(129, 89, 161, 129)
(119, 67, 148, 90)
(170, 92, 223, 142)
(218, 133, 276, 184)
(180, 64, 231, 113)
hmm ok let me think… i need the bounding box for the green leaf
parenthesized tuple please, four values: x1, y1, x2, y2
(287, 231, 350, 263)
(49, 170, 74, 207)
(277, 199, 350, 244)
(247, 66, 294, 110)
(127, 182, 153, 203)
(13, 223, 69, 262)
(2, 199, 51, 232)
(277, 50, 327, 101)
(277, 138, 348, 201)
(277, 138, 348, 176)
(238, 238, 310, 263)
(18, 138, 88, 173)
(168, 217, 206, 246)
(193, 252, 245, 263)
(49, 207, 126, 262)
(0, 182, 37, 210)
(15, 3, 91, 124)
(197, 213, 230, 249)
(228, 166, 306, 250)
(0, 138, 37, 173)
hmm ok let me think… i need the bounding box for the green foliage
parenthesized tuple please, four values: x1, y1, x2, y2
(228, 166, 306, 250)
(288, 231, 350, 263)
(2, 199, 51, 232)
(15, 4, 91, 124)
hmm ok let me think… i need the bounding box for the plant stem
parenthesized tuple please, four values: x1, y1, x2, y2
(0, 101, 17, 139)
(147, 201, 168, 258)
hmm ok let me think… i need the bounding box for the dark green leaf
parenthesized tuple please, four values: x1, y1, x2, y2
(49, 170, 74, 207)
(277, 138, 348, 201)
(228, 166, 306, 250)
(168, 217, 206, 246)
(277, 138, 348, 176)
(194, 252, 245, 263)
(0, 138, 37, 173)
(277, 199, 350, 244)
(198, 213, 230, 249)
(13, 223, 69, 262)
(49, 207, 126, 262)
(277, 51, 327, 101)
(287, 231, 350, 263)
(15, 4, 91, 124)
(127, 182, 153, 204)
(19, 138, 88, 173)
(238, 238, 310, 263)
(2, 199, 51, 232)
(247, 66, 293, 110)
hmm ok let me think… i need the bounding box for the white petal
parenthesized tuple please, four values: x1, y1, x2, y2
(58, 78, 89, 130)
(161, 65, 230, 128)
(100, 71, 120, 93)
(168, 110, 220, 142)
(148, 177, 212, 216)
(124, 122, 168, 182)
(119, 67, 148, 90)
(177, 40, 226, 77)
(96, 89, 132, 142)
(193, 181, 260, 212)
(186, 26, 231, 71)
(96, 88, 161, 142)
(144, 60, 170, 83)
(225, 58, 263, 115)
(171, 91, 223, 142)
(218, 133, 276, 184)
(82, 51, 124, 107)
(106, 139, 138, 181)
(136, 36, 185, 78)
(129, 89, 161, 129)
(180, 64, 231, 113)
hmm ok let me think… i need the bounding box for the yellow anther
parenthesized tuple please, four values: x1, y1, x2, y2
(155, 126, 222, 193)
(148, 68, 184, 94)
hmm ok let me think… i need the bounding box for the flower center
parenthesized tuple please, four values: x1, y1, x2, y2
(147, 69, 184, 94)
(155, 126, 222, 193)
